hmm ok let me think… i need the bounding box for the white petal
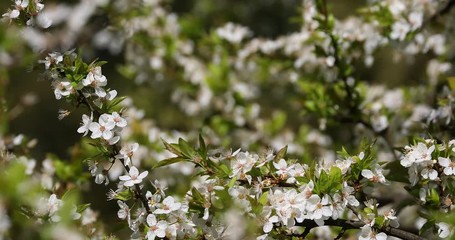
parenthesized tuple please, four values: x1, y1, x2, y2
(263, 222, 273, 233)
(119, 175, 130, 181)
(147, 214, 156, 226)
(129, 167, 139, 176)
(138, 170, 149, 179)
(361, 169, 374, 179)
(438, 157, 450, 167)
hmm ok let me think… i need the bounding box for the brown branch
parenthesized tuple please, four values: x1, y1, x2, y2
(295, 219, 425, 240)
(334, 227, 347, 240)
(423, 0, 455, 28)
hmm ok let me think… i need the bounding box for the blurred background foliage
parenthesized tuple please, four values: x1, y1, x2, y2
(2, 0, 440, 158)
(1, 0, 454, 237)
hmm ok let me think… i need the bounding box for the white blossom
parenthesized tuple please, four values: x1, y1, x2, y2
(111, 111, 127, 128)
(401, 142, 435, 167)
(216, 22, 251, 44)
(82, 66, 108, 97)
(146, 214, 168, 240)
(119, 166, 148, 187)
(436, 222, 453, 238)
(89, 114, 115, 140)
(359, 225, 387, 240)
(116, 143, 139, 166)
(77, 113, 93, 136)
(438, 157, 455, 175)
(52, 79, 73, 100)
(361, 165, 388, 184)
(390, 20, 410, 41)
(154, 196, 181, 215)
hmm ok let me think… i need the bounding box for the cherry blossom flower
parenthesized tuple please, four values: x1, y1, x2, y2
(111, 111, 127, 128)
(2, 0, 28, 21)
(390, 20, 410, 41)
(259, 207, 279, 233)
(361, 165, 388, 184)
(89, 114, 115, 140)
(154, 196, 181, 215)
(383, 209, 399, 228)
(77, 113, 93, 136)
(359, 225, 387, 240)
(420, 162, 438, 180)
(216, 22, 251, 44)
(2, 9, 20, 20)
(82, 66, 108, 97)
(146, 191, 161, 210)
(334, 181, 359, 207)
(35, 194, 62, 222)
(401, 142, 435, 167)
(52, 79, 73, 100)
(116, 143, 139, 166)
(117, 200, 131, 226)
(273, 159, 293, 177)
(436, 222, 453, 238)
(287, 163, 306, 184)
(230, 151, 257, 183)
(146, 214, 167, 240)
(438, 157, 455, 175)
(81, 208, 97, 226)
(119, 166, 148, 187)
(39, 52, 63, 69)
(306, 194, 332, 225)
(299, 180, 315, 201)
(335, 157, 352, 174)
(364, 200, 378, 211)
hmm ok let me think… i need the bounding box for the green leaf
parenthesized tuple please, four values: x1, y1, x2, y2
(191, 187, 205, 203)
(419, 219, 435, 236)
(153, 157, 187, 169)
(199, 134, 206, 153)
(116, 189, 133, 201)
(218, 164, 231, 178)
(198, 134, 207, 160)
(108, 96, 127, 109)
(227, 176, 238, 188)
(94, 61, 108, 67)
(179, 138, 196, 158)
(328, 166, 342, 192)
(448, 77, 455, 91)
(76, 203, 91, 213)
(258, 191, 269, 205)
(316, 170, 329, 194)
(275, 146, 288, 161)
(383, 160, 408, 183)
(162, 139, 182, 156)
(427, 188, 440, 207)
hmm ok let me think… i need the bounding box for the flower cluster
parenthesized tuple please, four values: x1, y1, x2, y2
(401, 139, 455, 202)
(2, 0, 51, 28)
(211, 148, 400, 239)
(78, 111, 126, 145)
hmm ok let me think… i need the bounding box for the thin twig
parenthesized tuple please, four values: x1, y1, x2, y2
(334, 227, 347, 240)
(422, 0, 455, 28)
(295, 219, 425, 240)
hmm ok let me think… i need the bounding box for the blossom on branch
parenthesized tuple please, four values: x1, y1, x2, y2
(119, 166, 148, 187)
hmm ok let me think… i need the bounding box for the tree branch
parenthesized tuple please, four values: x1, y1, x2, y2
(76, 90, 152, 214)
(423, 0, 455, 27)
(295, 219, 425, 240)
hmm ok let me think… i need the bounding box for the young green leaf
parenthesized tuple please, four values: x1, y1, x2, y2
(153, 157, 187, 169)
